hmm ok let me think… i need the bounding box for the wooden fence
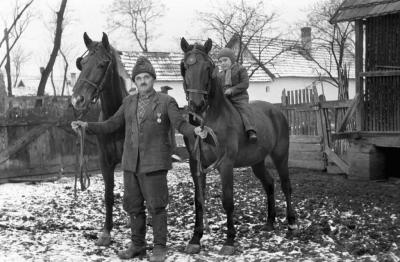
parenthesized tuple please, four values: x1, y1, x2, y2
(0, 96, 101, 183)
(279, 85, 356, 173)
(0, 86, 357, 183)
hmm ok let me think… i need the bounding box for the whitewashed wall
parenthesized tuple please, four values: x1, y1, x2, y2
(249, 77, 356, 104)
(151, 77, 356, 107)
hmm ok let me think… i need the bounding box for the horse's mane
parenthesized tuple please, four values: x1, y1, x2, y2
(108, 46, 130, 97)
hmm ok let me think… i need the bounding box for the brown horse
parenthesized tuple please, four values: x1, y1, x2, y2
(180, 38, 297, 255)
(71, 32, 129, 246)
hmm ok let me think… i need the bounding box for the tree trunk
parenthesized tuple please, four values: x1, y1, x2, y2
(50, 71, 57, 96)
(36, 0, 67, 106)
(60, 50, 68, 96)
(4, 28, 12, 97)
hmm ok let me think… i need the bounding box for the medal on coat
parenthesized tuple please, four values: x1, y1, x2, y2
(157, 113, 162, 123)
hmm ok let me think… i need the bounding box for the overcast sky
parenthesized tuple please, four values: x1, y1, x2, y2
(0, 0, 316, 85)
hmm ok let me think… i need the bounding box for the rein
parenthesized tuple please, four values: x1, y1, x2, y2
(74, 125, 90, 198)
(182, 48, 226, 232)
(189, 111, 224, 233)
(72, 49, 114, 197)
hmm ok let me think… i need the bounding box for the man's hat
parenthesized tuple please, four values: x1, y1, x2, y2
(131, 56, 156, 80)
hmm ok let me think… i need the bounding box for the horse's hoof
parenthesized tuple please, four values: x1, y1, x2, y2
(219, 245, 235, 256)
(264, 223, 274, 232)
(184, 244, 201, 254)
(288, 224, 298, 231)
(96, 232, 111, 246)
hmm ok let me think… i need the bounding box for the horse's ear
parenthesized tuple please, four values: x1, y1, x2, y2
(102, 32, 110, 51)
(181, 37, 190, 52)
(180, 60, 186, 77)
(204, 38, 212, 54)
(83, 32, 93, 48)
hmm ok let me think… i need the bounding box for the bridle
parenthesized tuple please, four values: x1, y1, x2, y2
(75, 47, 114, 104)
(181, 48, 216, 109)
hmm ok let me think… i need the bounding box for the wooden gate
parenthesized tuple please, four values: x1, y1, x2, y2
(279, 85, 356, 173)
(0, 96, 101, 183)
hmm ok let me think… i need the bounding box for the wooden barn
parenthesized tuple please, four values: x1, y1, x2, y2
(331, 0, 400, 179)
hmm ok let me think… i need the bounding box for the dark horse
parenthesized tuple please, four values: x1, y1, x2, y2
(180, 38, 297, 255)
(71, 32, 129, 246)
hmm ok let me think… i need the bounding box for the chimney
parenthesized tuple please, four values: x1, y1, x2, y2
(301, 27, 312, 53)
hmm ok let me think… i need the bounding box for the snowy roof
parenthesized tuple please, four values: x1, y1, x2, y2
(120, 49, 273, 83)
(120, 51, 183, 82)
(6, 78, 73, 97)
(228, 36, 355, 80)
(331, 0, 400, 23)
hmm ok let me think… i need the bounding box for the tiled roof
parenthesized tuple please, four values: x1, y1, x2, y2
(233, 37, 355, 79)
(120, 51, 183, 81)
(331, 0, 400, 23)
(120, 35, 355, 83)
(120, 49, 273, 82)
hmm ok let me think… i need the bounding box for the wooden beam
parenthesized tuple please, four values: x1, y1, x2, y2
(0, 124, 51, 164)
(0, 163, 100, 180)
(324, 148, 350, 174)
(336, 93, 360, 133)
(355, 20, 364, 131)
(320, 99, 353, 109)
(290, 135, 322, 144)
(360, 70, 400, 77)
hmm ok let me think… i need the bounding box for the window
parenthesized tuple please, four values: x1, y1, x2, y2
(265, 86, 270, 93)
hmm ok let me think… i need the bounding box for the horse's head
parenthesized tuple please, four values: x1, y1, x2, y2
(180, 37, 219, 113)
(71, 32, 113, 111)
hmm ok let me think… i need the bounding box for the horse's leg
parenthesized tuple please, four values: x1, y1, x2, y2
(251, 161, 276, 231)
(185, 157, 204, 254)
(271, 152, 296, 229)
(218, 160, 236, 256)
(96, 161, 116, 246)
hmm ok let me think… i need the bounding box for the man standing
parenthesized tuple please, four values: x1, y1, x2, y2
(72, 57, 206, 262)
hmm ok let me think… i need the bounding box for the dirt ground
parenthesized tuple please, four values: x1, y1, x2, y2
(0, 163, 399, 261)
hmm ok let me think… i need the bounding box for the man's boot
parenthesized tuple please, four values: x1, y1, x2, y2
(118, 213, 147, 259)
(150, 246, 167, 262)
(150, 208, 168, 262)
(247, 130, 257, 143)
(117, 241, 146, 259)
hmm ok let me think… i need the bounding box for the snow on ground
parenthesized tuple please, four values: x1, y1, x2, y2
(1, 163, 399, 261)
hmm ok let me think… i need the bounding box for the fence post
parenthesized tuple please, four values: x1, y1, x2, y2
(0, 72, 7, 160)
(0, 72, 6, 115)
(281, 89, 287, 106)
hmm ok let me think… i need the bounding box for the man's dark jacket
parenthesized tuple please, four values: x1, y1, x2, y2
(87, 91, 194, 173)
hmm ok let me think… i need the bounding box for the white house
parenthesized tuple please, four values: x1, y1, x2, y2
(225, 28, 356, 103)
(119, 29, 356, 106)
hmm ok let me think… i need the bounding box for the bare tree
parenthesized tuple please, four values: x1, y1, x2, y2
(303, 0, 354, 100)
(198, 0, 291, 78)
(36, 0, 67, 101)
(11, 45, 31, 89)
(106, 0, 165, 52)
(59, 49, 69, 96)
(0, 0, 34, 96)
(0, 0, 34, 53)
